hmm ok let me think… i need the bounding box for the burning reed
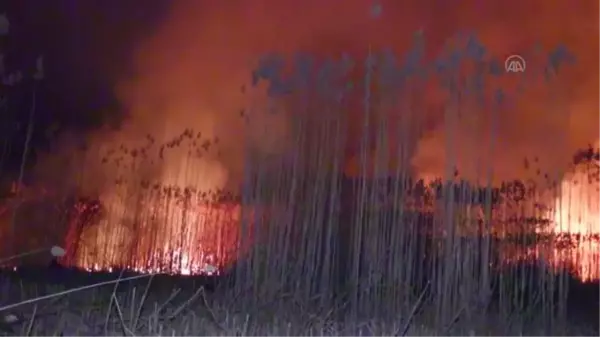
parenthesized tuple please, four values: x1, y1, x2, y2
(1, 32, 598, 335)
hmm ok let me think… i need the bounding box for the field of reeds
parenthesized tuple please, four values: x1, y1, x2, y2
(0, 254, 598, 335)
(1, 33, 599, 336)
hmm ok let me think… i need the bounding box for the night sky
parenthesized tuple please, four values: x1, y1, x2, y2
(1, 0, 167, 170)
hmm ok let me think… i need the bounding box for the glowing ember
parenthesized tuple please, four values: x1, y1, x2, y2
(61, 192, 244, 276)
(549, 237, 599, 283)
(550, 167, 599, 237)
(501, 237, 599, 283)
(541, 150, 600, 282)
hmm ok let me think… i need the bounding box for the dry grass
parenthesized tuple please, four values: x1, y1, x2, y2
(0, 269, 596, 336)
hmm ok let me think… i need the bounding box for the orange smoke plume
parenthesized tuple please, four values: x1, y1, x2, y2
(107, 0, 598, 187)
(31, 0, 598, 193)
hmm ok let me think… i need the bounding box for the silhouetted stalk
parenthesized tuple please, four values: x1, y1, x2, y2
(9, 83, 37, 257)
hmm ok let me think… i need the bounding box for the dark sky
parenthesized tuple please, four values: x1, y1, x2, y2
(1, 0, 168, 165)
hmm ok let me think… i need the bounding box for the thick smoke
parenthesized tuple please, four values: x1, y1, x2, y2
(37, 0, 599, 194)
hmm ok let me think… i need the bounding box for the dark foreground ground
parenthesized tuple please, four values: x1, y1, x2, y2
(0, 264, 598, 336)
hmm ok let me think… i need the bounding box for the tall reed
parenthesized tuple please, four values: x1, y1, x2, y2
(225, 33, 581, 334)
(2, 31, 593, 335)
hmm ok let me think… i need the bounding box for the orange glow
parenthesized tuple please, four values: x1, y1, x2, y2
(501, 237, 599, 283)
(538, 148, 600, 282)
(13, 0, 599, 280)
(550, 166, 599, 237)
(62, 192, 246, 275)
(548, 237, 599, 283)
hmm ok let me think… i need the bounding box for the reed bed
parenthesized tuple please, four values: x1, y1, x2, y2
(1, 34, 599, 336)
(0, 267, 597, 336)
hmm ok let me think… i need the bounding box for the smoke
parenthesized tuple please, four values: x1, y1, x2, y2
(36, 0, 598, 194)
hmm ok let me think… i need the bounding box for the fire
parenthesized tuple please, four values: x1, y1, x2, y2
(543, 148, 600, 282)
(42, 120, 253, 275)
(62, 189, 245, 276)
(550, 238, 599, 283)
(501, 238, 600, 283)
(551, 167, 599, 237)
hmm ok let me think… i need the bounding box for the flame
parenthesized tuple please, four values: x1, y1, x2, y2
(501, 237, 599, 283)
(62, 191, 246, 276)
(542, 145, 600, 282)
(551, 167, 599, 237)
(550, 238, 599, 283)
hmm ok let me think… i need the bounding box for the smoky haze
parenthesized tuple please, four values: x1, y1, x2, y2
(36, 0, 598, 196)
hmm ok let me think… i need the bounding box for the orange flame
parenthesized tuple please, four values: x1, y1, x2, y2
(63, 194, 246, 275)
(543, 149, 600, 282)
